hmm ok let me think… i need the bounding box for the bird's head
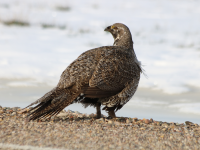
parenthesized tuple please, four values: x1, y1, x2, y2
(104, 23, 133, 49)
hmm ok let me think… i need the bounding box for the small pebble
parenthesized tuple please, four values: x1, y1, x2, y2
(143, 118, 150, 124)
(0, 107, 199, 150)
(132, 117, 138, 122)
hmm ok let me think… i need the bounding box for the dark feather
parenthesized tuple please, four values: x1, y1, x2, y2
(80, 84, 120, 98)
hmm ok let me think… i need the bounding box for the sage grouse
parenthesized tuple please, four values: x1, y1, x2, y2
(24, 23, 142, 120)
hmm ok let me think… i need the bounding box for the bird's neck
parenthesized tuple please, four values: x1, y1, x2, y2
(113, 35, 133, 49)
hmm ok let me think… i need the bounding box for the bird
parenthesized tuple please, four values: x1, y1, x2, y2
(23, 23, 143, 121)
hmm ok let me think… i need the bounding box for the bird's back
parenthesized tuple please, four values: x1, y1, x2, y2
(57, 46, 140, 93)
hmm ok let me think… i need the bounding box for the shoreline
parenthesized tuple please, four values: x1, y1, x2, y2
(0, 106, 200, 150)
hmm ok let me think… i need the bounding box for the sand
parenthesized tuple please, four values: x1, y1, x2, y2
(0, 106, 200, 150)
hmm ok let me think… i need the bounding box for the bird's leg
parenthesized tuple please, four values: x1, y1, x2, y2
(108, 109, 116, 118)
(96, 102, 101, 119)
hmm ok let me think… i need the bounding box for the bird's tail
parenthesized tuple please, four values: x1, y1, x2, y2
(22, 87, 80, 121)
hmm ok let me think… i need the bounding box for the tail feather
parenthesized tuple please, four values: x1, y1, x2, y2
(26, 88, 80, 121)
(24, 87, 57, 109)
(27, 101, 52, 120)
(32, 94, 67, 120)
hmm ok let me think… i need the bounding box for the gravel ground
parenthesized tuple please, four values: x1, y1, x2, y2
(0, 106, 200, 150)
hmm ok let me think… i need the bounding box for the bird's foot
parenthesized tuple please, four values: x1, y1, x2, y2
(108, 110, 116, 118)
(96, 115, 101, 119)
(96, 102, 101, 119)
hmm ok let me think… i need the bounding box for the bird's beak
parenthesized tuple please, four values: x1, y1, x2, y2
(104, 26, 111, 32)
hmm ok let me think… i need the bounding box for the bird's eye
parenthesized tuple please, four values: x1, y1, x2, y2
(113, 27, 118, 29)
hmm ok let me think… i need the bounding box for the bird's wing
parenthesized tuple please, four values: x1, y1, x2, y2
(89, 47, 136, 92)
(57, 46, 138, 100)
(80, 84, 120, 98)
(88, 47, 141, 110)
(101, 70, 140, 111)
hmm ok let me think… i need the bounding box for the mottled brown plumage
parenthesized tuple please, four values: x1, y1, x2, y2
(24, 23, 142, 120)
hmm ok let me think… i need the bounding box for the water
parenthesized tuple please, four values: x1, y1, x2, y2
(0, 0, 200, 123)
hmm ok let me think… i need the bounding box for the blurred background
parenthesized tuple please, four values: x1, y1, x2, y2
(0, 0, 200, 123)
